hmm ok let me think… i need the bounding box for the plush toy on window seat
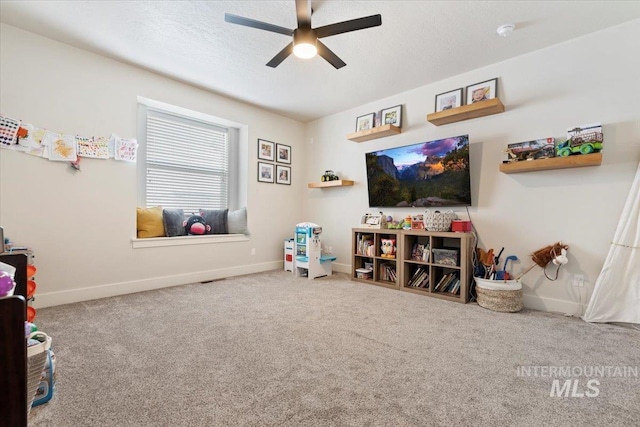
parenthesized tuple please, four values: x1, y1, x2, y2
(183, 215, 211, 235)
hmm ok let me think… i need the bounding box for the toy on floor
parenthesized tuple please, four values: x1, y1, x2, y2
(294, 222, 336, 280)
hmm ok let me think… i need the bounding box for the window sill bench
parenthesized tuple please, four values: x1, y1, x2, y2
(131, 234, 249, 249)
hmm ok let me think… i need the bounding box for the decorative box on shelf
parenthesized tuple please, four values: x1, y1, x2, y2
(355, 268, 373, 279)
(432, 249, 458, 266)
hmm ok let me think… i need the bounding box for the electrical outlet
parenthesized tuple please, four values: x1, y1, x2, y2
(573, 274, 584, 287)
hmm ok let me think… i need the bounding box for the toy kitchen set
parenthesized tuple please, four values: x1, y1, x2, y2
(290, 222, 336, 280)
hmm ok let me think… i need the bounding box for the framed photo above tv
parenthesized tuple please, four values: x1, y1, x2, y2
(435, 88, 463, 112)
(356, 113, 375, 132)
(364, 134, 471, 208)
(381, 105, 402, 128)
(466, 78, 497, 105)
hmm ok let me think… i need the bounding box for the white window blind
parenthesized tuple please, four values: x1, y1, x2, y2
(145, 110, 229, 213)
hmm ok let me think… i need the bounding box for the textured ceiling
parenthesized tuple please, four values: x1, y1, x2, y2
(2, 1, 640, 122)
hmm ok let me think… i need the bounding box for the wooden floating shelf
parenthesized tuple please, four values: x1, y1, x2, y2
(499, 153, 602, 174)
(346, 124, 401, 142)
(308, 180, 355, 188)
(426, 98, 505, 126)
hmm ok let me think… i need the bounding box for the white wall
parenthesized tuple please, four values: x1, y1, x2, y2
(305, 20, 640, 315)
(0, 24, 306, 307)
(3, 21, 640, 314)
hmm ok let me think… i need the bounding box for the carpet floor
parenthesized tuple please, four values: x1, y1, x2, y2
(28, 270, 639, 426)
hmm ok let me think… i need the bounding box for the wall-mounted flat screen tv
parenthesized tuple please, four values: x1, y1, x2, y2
(365, 134, 471, 207)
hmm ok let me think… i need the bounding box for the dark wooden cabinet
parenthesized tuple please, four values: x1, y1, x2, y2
(0, 253, 28, 299)
(0, 296, 28, 427)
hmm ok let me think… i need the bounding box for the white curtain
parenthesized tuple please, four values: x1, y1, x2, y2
(583, 161, 640, 324)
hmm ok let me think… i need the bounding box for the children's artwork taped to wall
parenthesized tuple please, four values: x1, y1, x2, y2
(42, 131, 78, 162)
(77, 136, 110, 159)
(16, 123, 47, 157)
(0, 115, 20, 146)
(113, 134, 138, 162)
(0, 114, 134, 167)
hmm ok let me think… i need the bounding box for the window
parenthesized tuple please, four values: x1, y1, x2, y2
(137, 98, 245, 214)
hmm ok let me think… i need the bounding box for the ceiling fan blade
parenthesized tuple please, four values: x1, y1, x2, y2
(315, 14, 382, 39)
(295, 0, 312, 29)
(316, 40, 346, 69)
(225, 13, 294, 36)
(266, 43, 294, 68)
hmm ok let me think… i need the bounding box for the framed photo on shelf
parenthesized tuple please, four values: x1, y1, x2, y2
(381, 105, 402, 128)
(435, 88, 463, 112)
(356, 113, 375, 132)
(258, 162, 274, 183)
(276, 143, 291, 164)
(276, 165, 291, 185)
(466, 78, 498, 105)
(258, 139, 275, 161)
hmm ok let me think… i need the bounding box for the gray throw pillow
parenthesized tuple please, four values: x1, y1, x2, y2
(200, 209, 229, 234)
(227, 207, 249, 235)
(162, 208, 186, 237)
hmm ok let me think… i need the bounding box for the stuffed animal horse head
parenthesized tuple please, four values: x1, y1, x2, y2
(552, 248, 568, 266)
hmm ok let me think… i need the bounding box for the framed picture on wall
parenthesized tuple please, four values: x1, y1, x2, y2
(258, 162, 274, 183)
(258, 139, 275, 161)
(435, 88, 463, 112)
(381, 105, 402, 128)
(356, 113, 375, 131)
(276, 143, 291, 164)
(465, 78, 498, 105)
(276, 165, 291, 185)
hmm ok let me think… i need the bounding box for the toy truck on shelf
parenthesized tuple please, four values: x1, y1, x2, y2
(320, 170, 339, 182)
(556, 131, 603, 157)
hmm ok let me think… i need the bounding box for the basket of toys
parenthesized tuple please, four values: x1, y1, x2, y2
(474, 277, 523, 313)
(27, 331, 52, 414)
(423, 209, 458, 232)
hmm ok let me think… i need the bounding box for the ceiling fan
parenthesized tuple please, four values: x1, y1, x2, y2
(224, 0, 382, 69)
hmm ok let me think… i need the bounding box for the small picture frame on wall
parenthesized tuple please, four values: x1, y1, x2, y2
(466, 78, 498, 105)
(258, 139, 275, 161)
(381, 105, 402, 128)
(356, 113, 375, 132)
(276, 143, 291, 164)
(276, 165, 291, 185)
(258, 162, 274, 183)
(435, 88, 463, 112)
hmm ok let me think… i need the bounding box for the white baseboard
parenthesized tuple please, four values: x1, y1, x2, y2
(522, 293, 583, 316)
(332, 262, 351, 275)
(36, 262, 582, 316)
(34, 261, 282, 308)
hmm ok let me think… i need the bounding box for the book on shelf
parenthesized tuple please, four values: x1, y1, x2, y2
(379, 263, 397, 282)
(449, 279, 460, 295)
(407, 266, 429, 288)
(356, 233, 375, 257)
(435, 273, 459, 293)
(411, 242, 431, 262)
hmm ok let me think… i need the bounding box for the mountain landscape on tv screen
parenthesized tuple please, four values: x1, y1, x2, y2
(366, 135, 471, 207)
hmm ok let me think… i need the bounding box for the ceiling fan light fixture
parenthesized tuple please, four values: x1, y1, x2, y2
(293, 29, 318, 59)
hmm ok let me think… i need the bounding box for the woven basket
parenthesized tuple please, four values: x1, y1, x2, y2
(475, 278, 523, 313)
(27, 331, 51, 415)
(423, 209, 457, 232)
